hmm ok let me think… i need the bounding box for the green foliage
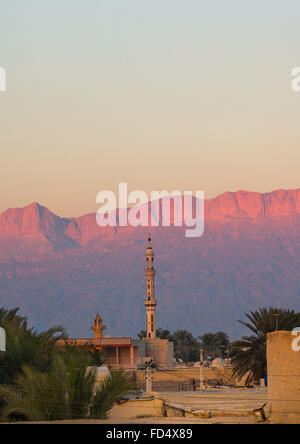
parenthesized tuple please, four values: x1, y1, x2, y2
(137, 328, 230, 362)
(0, 308, 25, 326)
(137, 329, 172, 340)
(0, 306, 136, 423)
(171, 330, 199, 362)
(198, 332, 230, 359)
(0, 314, 65, 384)
(0, 353, 95, 422)
(238, 307, 300, 335)
(59, 347, 96, 419)
(90, 369, 137, 419)
(231, 335, 266, 385)
(137, 330, 147, 340)
(156, 329, 172, 340)
(231, 307, 300, 385)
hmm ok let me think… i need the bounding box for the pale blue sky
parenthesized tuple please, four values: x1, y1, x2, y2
(1, 1, 300, 215)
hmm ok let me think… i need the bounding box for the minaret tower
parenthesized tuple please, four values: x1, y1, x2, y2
(91, 313, 106, 339)
(144, 234, 157, 339)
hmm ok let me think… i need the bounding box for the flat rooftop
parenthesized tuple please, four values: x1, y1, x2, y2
(157, 388, 268, 413)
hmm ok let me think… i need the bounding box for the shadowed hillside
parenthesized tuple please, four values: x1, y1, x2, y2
(0, 189, 300, 339)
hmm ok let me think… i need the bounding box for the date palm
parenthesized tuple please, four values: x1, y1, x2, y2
(90, 369, 138, 419)
(231, 307, 300, 385)
(199, 332, 230, 359)
(0, 356, 137, 422)
(0, 308, 25, 325)
(0, 307, 137, 422)
(0, 352, 97, 422)
(171, 330, 199, 363)
(0, 313, 65, 384)
(137, 329, 171, 340)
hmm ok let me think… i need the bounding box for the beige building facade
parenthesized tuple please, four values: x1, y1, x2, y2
(267, 331, 300, 424)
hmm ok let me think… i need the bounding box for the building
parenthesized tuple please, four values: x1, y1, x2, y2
(56, 235, 174, 369)
(140, 234, 174, 368)
(57, 314, 139, 370)
(267, 331, 300, 423)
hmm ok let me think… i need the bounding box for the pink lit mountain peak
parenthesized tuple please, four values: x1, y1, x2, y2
(0, 188, 300, 339)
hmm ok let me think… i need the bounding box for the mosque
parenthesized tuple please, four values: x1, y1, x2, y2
(56, 235, 174, 369)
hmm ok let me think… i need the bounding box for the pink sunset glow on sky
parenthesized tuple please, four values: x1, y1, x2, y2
(1, 1, 300, 217)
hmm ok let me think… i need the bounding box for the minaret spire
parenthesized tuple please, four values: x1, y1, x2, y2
(144, 234, 157, 339)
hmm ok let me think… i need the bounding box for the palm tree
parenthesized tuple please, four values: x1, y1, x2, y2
(0, 307, 137, 422)
(60, 346, 100, 419)
(231, 307, 300, 385)
(137, 329, 171, 340)
(198, 332, 229, 359)
(0, 314, 65, 384)
(215, 332, 231, 358)
(0, 308, 25, 326)
(90, 369, 137, 419)
(137, 330, 146, 340)
(156, 329, 172, 340)
(0, 354, 137, 422)
(171, 330, 199, 363)
(0, 354, 86, 422)
(0, 351, 96, 422)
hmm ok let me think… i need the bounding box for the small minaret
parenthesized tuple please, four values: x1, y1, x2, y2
(91, 313, 106, 339)
(144, 234, 157, 339)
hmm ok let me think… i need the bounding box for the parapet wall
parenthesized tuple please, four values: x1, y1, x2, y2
(267, 331, 300, 424)
(132, 366, 236, 391)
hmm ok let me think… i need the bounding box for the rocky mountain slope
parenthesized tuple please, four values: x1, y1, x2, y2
(0, 189, 300, 339)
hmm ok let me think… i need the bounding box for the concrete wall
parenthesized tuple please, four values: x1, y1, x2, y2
(109, 397, 211, 420)
(267, 331, 300, 424)
(134, 339, 146, 358)
(131, 367, 236, 391)
(145, 338, 173, 368)
(109, 398, 165, 419)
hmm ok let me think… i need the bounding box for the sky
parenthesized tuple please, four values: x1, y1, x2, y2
(1, 0, 300, 216)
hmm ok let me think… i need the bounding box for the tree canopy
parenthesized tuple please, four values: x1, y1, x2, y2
(231, 307, 300, 385)
(0, 307, 137, 422)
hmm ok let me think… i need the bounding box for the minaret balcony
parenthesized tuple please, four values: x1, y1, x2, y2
(145, 269, 156, 277)
(144, 299, 157, 307)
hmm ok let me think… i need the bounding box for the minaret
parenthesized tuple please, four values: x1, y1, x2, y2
(91, 313, 106, 339)
(144, 234, 157, 339)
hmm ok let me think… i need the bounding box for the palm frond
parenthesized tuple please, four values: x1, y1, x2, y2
(90, 370, 137, 419)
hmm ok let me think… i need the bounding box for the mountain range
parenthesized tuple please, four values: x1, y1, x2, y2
(0, 188, 300, 340)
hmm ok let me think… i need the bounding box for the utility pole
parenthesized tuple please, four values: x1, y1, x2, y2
(199, 348, 204, 391)
(186, 349, 189, 367)
(273, 313, 280, 331)
(0, 328, 6, 381)
(0, 327, 6, 352)
(145, 359, 153, 394)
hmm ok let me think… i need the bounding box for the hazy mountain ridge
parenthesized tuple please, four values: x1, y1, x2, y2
(0, 189, 300, 339)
